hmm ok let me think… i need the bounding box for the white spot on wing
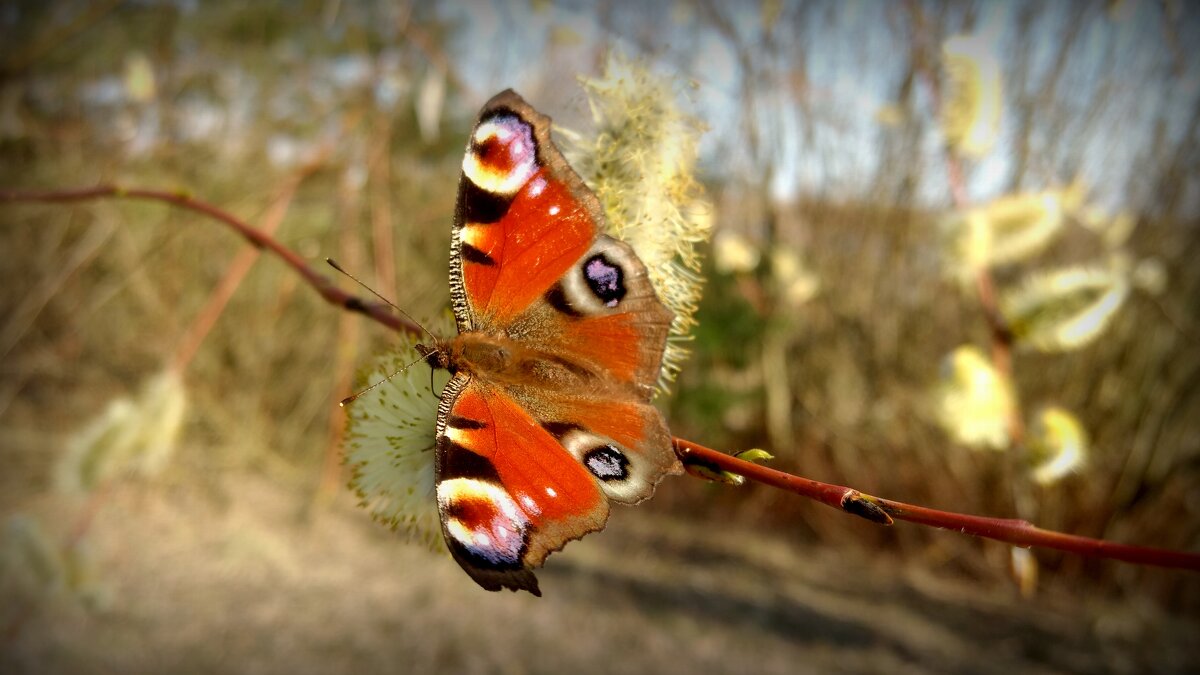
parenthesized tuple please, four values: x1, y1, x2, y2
(520, 494, 541, 516)
(528, 176, 547, 197)
(548, 205, 560, 216)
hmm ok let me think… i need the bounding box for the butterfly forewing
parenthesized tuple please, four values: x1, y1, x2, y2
(450, 90, 604, 332)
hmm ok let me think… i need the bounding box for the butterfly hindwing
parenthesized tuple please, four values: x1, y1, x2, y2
(435, 373, 609, 596)
(523, 393, 677, 505)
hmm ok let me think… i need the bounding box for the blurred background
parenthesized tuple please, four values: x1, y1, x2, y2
(1, 1, 1198, 673)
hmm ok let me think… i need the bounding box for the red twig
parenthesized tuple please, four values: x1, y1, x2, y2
(0, 185, 424, 338)
(4, 184, 1198, 573)
(675, 438, 1200, 572)
(171, 163, 320, 372)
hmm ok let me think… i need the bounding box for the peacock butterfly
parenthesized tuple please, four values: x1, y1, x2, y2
(419, 90, 681, 596)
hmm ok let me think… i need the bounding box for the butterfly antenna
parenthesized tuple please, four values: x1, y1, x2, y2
(339, 353, 429, 407)
(326, 258, 438, 343)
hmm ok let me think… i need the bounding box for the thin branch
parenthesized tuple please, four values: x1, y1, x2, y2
(171, 161, 322, 372)
(0, 185, 424, 337)
(674, 438, 1200, 572)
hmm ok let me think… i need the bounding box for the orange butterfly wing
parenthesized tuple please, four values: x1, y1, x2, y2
(449, 90, 601, 332)
(435, 373, 609, 596)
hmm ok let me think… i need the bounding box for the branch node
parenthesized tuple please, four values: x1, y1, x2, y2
(841, 491, 895, 526)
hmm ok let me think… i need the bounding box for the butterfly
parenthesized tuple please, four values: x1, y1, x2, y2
(418, 90, 681, 596)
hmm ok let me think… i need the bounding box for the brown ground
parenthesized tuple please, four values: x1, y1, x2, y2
(3, 474, 1196, 675)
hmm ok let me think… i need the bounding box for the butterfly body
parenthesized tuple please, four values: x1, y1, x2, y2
(425, 90, 681, 596)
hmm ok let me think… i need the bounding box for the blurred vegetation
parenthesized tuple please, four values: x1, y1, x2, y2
(1, 0, 1198, 632)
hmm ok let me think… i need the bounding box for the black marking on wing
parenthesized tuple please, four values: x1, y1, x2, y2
(460, 243, 497, 267)
(541, 421, 583, 438)
(438, 437, 502, 482)
(479, 106, 521, 127)
(584, 445, 630, 482)
(544, 283, 584, 318)
(583, 254, 626, 307)
(459, 177, 514, 223)
(447, 415, 487, 430)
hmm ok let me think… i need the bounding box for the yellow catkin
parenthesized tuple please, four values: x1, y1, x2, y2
(1002, 265, 1130, 353)
(1028, 407, 1087, 485)
(935, 345, 1015, 450)
(56, 368, 187, 493)
(941, 33, 1003, 158)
